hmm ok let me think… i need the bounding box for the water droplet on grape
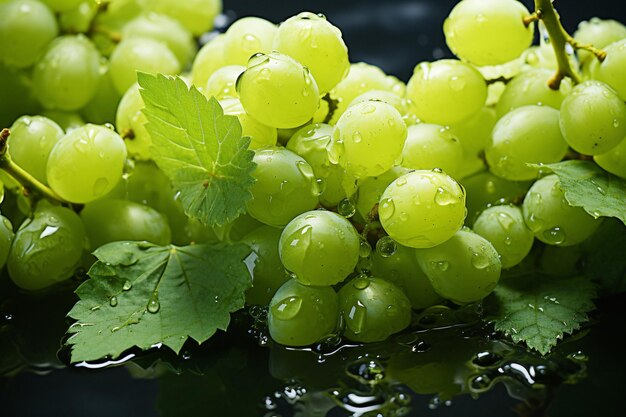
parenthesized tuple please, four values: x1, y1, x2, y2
(346, 300, 367, 334)
(360, 104, 376, 115)
(272, 296, 303, 320)
(471, 251, 490, 269)
(496, 211, 515, 230)
(542, 227, 566, 245)
(337, 198, 356, 218)
(376, 236, 397, 257)
(434, 187, 456, 206)
(359, 237, 372, 258)
(353, 277, 370, 290)
(434, 260, 449, 271)
(351, 131, 362, 143)
(379, 197, 395, 220)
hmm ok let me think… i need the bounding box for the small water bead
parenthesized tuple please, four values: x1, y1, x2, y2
(378, 197, 396, 220)
(434, 260, 450, 271)
(337, 198, 356, 218)
(122, 280, 132, 291)
(434, 186, 457, 206)
(353, 277, 371, 290)
(272, 296, 303, 320)
(542, 227, 566, 245)
(147, 294, 160, 313)
(346, 359, 385, 384)
(376, 236, 397, 258)
(471, 251, 490, 270)
(472, 351, 504, 367)
(345, 299, 367, 334)
(109, 296, 118, 307)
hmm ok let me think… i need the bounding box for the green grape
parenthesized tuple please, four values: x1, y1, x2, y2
(355, 167, 409, 219)
(400, 124, 464, 178)
(416, 229, 501, 304)
(191, 35, 226, 91)
(522, 175, 602, 246)
(8, 115, 63, 184)
(40, 0, 82, 12)
(279, 210, 360, 286)
(590, 39, 626, 100)
(473, 205, 534, 269)
(286, 123, 346, 207)
(594, 138, 626, 179)
(241, 225, 288, 305)
(461, 171, 531, 226)
(273, 12, 349, 94)
(32, 35, 102, 111)
(329, 62, 405, 124)
(0, 62, 42, 128)
(237, 52, 320, 129)
(246, 147, 319, 227)
(223, 16, 277, 65)
(449, 106, 496, 157)
(47, 124, 127, 204)
(115, 83, 153, 159)
(338, 275, 411, 342)
(330, 100, 407, 178)
(0, 0, 58, 68)
(58, 0, 98, 33)
(406, 60, 487, 125)
(444, 0, 533, 66)
(220, 98, 277, 150)
(495, 69, 573, 118)
(268, 278, 338, 346)
(205, 65, 245, 99)
(370, 244, 442, 309)
(122, 12, 196, 67)
(0, 215, 14, 269)
(348, 90, 410, 121)
(88, 0, 143, 56)
(145, 0, 222, 36)
(7, 203, 87, 291)
(107, 161, 195, 245)
(559, 80, 626, 155)
(80, 199, 171, 250)
(379, 170, 466, 248)
(41, 110, 84, 132)
(109, 37, 180, 94)
(574, 18, 626, 64)
(81, 65, 121, 125)
(485, 105, 568, 181)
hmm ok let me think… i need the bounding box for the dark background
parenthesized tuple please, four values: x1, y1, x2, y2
(2, 1, 626, 416)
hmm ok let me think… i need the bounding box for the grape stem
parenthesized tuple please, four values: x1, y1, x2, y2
(0, 128, 69, 204)
(533, 0, 581, 89)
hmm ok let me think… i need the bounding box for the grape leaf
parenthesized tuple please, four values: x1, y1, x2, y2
(489, 275, 596, 355)
(137, 72, 255, 227)
(66, 241, 252, 363)
(541, 160, 626, 225)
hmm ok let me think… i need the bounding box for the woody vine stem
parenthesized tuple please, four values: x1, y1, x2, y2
(530, 0, 607, 89)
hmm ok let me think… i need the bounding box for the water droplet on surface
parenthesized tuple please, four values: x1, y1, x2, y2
(434, 260, 450, 271)
(353, 277, 370, 290)
(359, 237, 372, 258)
(496, 211, 515, 230)
(379, 197, 395, 220)
(471, 251, 490, 269)
(109, 296, 118, 307)
(147, 294, 160, 313)
(434, 187, 457, 206)
(337, 198, 356, 218)
(39, 225, 59, 239)
(542, 227, 566, 245)
(272, 296, 303, 320)
(122, 281, 132, 291)
(360, 104, 376, 115)
(346, 300, 367, 334)
(376, 236, 397, 257)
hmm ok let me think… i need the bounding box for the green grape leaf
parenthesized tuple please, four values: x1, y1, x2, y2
(66, 241, 252, 363)
(137, 72, 255, 227)
(489, 275, 596, 355)
(540, 160, 626, 225)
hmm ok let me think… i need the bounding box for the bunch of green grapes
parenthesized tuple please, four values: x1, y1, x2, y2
(1, 0, 625, 352)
